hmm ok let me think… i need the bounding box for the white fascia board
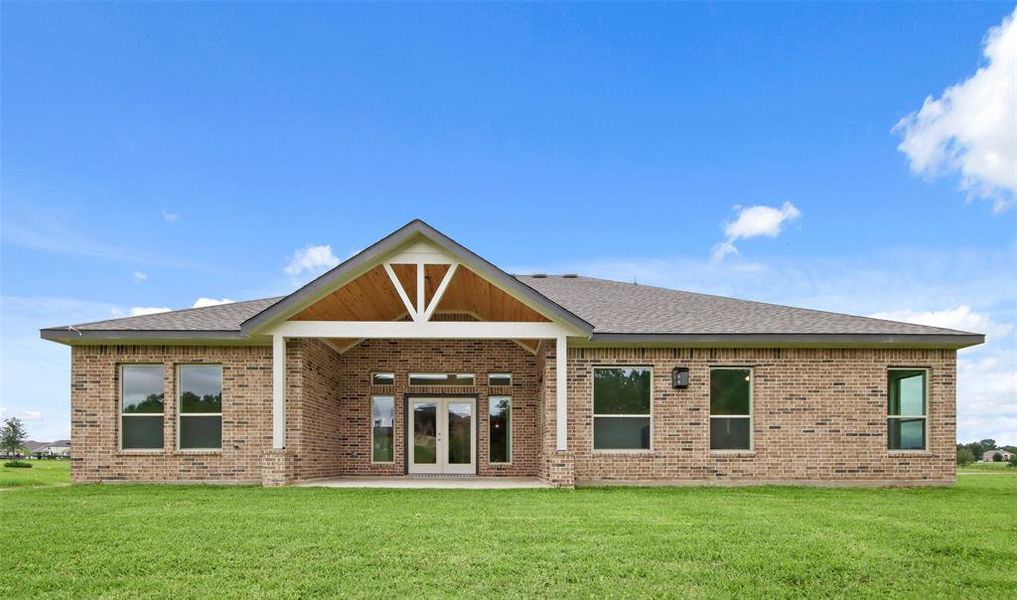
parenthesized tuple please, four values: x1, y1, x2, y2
(268, 320, 577, 340)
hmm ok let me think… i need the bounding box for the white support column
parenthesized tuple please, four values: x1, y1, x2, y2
(272, 334, 286, 449)
(555, 335, 568, 451)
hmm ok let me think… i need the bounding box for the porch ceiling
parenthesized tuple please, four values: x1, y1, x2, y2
(291, 263, 550, 323)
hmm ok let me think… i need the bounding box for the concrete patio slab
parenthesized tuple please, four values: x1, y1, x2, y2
(296, 477, 549, 489)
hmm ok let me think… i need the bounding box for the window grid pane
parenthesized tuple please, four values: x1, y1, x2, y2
(489, 397, 511, 463)
(593, 416, 651, 450)
(179, 416, 222, 449)
(179, 366, 223, 414)
(887, 417, 926, 450)
(409, 373, 475, 386)
(489, 374, 512, 387)
(372, 396, 394, 462)
(122, 365, 164, 414)
(888, 370, 926, 417)
(122, 415, 163, 449)
(593, 368, 651, 415)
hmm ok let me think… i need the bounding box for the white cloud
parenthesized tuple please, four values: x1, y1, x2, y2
(132, 271, 148, 282)
(711, 201, 801, 261)
(894, 7, 1017, 212)
(129, 306, 171, 316)
(162, 209, 179, 222)
(868, 305, 1013, 340)
(284, 244, 340, 277)
(192, 297, 234, 308)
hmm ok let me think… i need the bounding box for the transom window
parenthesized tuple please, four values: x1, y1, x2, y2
(120, 365, 164, 450)
(489, 396, 511, 463)
(372, 395, 395, 463)
(488, 373, 512, 387)
(409, 373, 475, 386)
(888, 369, 927, 451)
(592, 367, 652, 450)
(710, 367, 752, 451)
(371, 372, 395, 386)
(178, 365, 223, 450)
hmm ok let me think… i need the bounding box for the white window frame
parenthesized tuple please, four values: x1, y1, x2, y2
(408, 372, 476, 386)
(488, 373, 513, 386)
(591, 366, 654, 453)
(709, 366, 754, 453)
(488, 396, 512, 464)
(119, 364, 165, 452)
(371, 395, 396, 464)
(176, 364, 224, 452)
(887, 367, 929, 452)
(371, 372, 395, 386)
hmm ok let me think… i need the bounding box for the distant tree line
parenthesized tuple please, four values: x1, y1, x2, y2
(956, 439, 1017, 466)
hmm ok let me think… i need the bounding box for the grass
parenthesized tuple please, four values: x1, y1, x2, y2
(959, 461, 1015, 473)
(1, 469, 1015, 598)
(0, 460, 71, 489)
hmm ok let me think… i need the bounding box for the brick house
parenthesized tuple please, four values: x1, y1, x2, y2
(41, 220, 983, 488)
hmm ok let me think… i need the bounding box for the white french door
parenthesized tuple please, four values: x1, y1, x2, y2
(407, 398, 476, 475)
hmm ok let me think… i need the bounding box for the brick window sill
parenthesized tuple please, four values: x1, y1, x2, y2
(887, 450, 932, 456)
(592, 450, 655, 456)
(709, 450, 756, 457)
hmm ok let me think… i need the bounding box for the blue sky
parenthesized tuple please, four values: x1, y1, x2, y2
(2, 3, 1015, 444)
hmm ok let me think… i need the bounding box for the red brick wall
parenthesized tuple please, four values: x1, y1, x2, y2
(287, 339, 345, 481)
(69, 345, 273, 483)
(69, 342, 958, 486)
(331, 339, 541, 477)
(552, 347, 957, 485)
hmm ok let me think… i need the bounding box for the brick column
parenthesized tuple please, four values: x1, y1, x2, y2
(545, 450, 575, 489)
(262, 448, 295, 486)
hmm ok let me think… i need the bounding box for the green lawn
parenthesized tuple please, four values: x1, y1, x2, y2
(2, 470, 1015, 598)
(0, 460, 71, 489)
(959, 461, 1015, 473)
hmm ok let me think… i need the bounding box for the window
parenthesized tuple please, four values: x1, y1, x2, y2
(409, 373, 475, 386)
(710, 368, 752, 451)
(371, 395, 395, 462)
(178, 365, 222, 450)
(593, 367, 651, 450)
(488, 373, 512, 387)
(121, 365, 164, 450)
(371, 372, 395, 386)
(489, 397, 511, 463)
(888, 369, 927, 450)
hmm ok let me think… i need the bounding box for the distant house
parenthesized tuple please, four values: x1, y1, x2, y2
(982, 449, 1015, 462)
(21, 439, 71, 458)
(24, 440, 49, 454)
(44, 440, 71, 457)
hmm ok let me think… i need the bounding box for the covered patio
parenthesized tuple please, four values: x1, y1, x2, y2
(238, 223, 588, 486)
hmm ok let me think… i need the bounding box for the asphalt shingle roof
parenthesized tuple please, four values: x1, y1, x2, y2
(42, 276, 977, 341)
(516, 276, 974, 336)
(55, 297, 283, 333)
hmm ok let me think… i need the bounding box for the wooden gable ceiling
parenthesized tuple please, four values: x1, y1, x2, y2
(290, 263, 551, 323)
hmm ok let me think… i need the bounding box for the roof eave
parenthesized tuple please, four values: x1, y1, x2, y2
(39, 328, 268, 346)
(581, 332, 985, 349)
